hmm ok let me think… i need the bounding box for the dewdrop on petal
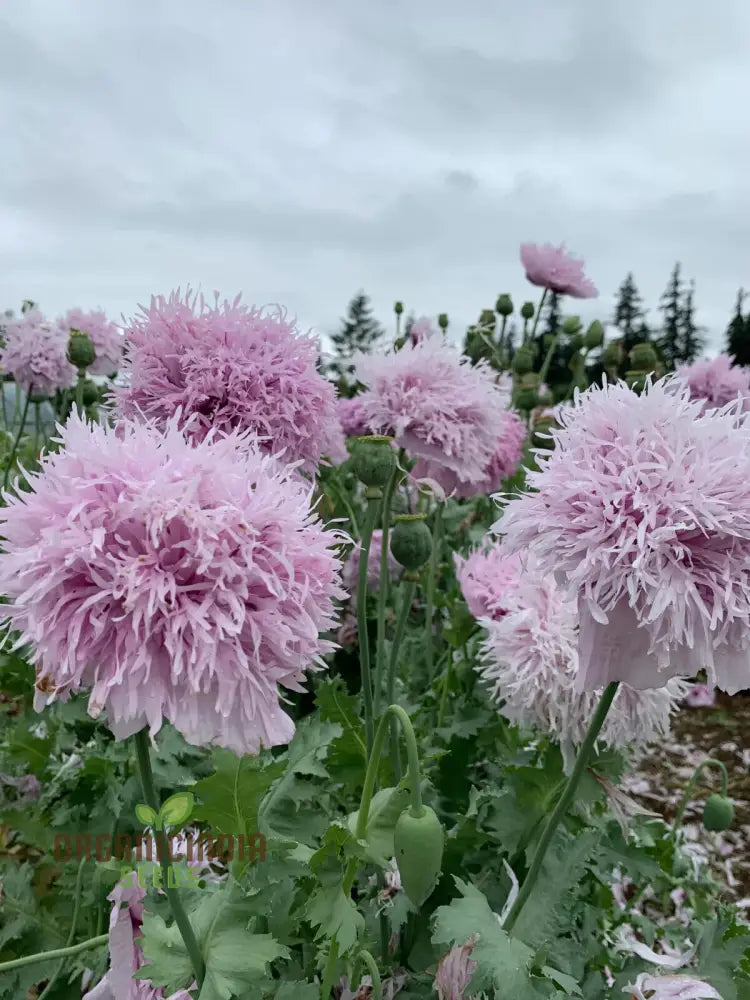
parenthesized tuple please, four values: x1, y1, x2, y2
(496, 376, 750, 694)
(0, 412, 346, 755)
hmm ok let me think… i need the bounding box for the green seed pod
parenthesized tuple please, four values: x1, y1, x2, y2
(478, 308, 495, 329)
(562, 315, 583, 335)
(394, 805, 445, 906)
(584, 320, 604, 349)
(515, 387, 539, 411)
(437, 313, 449, 331)
(601, 341, 623, 369)
(512, 346, 535, 375)
(352, 436, 396, 488)
(495, 293, 513, 317)
(703, 794, 734, 832)
(394, 301, 404, 315)
(67, 331, 96, 370)
(390, 514, 432, 570)
(629, 342, 658, 370)
(520, 301, 535, 320)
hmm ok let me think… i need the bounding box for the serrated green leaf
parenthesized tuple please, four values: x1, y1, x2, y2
(305, 884, 364, 955)
(696, 917, 750, 1000)
(192, 750, 285, 840)
(431, 878, 541, 1000)
(138, 890, 290, 998)
(274, 982, 319, 1000)
(4, 720, 52, 776)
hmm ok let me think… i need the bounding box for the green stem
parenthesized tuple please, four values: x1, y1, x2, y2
(133, 729, 206, 989)
(351, 950, 382, 1000)
(328, 475, 360, 539)
(323, 705, 423, 995)
(671, 757, 729, 840)
(0, 934, 109, 974)
(503, 681, 619, 933)
(357, 492, 381, 755)
(387, 577, 418, 781)
(374, 471, 397, 718)
(437, 654, 454, 728)
(0, 380, 7, 430)
(320, 945, 339, 1000)
(33, 402, 41, 458)
(524, 288, 548, 346)
(538, 331, 560, 386)
(75, 370, 85, 415)
(425, 505, 444, 680)
(37, 859, 87, 999)
(497, 314, 508, 364)
(3, 388, 32, 491)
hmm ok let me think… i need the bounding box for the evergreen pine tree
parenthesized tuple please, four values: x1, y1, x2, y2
(677, 280, 704, 364)
(328, 291, 384, 393)
(658, 262, 684, 371)
(726, 289, 750, 365)
(612, 272, 649, 375)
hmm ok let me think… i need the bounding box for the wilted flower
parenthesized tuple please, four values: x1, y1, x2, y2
(520, 243, 598, 298)
(82, 876, 194, 999)
(454, 543, 521, 620)
(434, 939, 479, 1000)
(342, 529, 399, 594)
(0, 308, 75, 395)
(497, 377, 750, 694)
(355, 338, 510, 490)
(478, 567, 689, 771)
(115, 289, 338, 473)
(337, 396, 371, 437)
(625, 974, 721, 1000)
(0, 413, 346, 754)
(62, 308, 123, 376)
(676, 354, 750, 413)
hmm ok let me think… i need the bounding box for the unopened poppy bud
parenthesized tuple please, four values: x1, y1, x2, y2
(495, 294, 513, 317)
(390, 513, 432, 570)
(67, 331, 96, 370)
(520, 301, 535, 320)
(394, 804, 444, 906)
(512, 346, 535, 375)
(584, 320, 604, 349)
(479, 309, 495, 329)
(562, 315, 583, 335)
(438, 313, 449, 331)
(629, 342, 657, 370)
(352, 435, 396, 488)
(602, 342, 623, 369)
(394, 301, 404, 315)
(703, 794, 734, 832)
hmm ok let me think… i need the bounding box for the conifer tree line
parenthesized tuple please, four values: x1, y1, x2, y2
(328, 267, 750, 398)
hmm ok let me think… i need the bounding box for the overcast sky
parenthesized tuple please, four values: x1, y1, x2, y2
(1, 0, 749, 354)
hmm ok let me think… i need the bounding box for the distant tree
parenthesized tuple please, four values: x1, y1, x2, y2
(658, 263, 684, 370)
(726, 289, 750, 365)
(328, 291, 384, 394)
(677, 280, 704, 365)
(612, 273, 650, 375)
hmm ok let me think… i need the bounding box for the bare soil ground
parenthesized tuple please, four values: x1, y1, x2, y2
(622, 692, 750, 912)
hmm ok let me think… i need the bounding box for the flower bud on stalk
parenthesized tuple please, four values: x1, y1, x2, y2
(584, 320, 604, 349)
(352, 436, 396, 489)
(67, 330, 96, 371)
(394, 301, 404, 316)
(438, 313, 449, 332)
(511, 346, 535, 375)
(495, 294, 513, 317)
(562, 315, 583, 335)
(703, 794, 734, 831)
(394, 803, 445, 906)
(629, 342, 658, 370)
(520, 301, 535, 320)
